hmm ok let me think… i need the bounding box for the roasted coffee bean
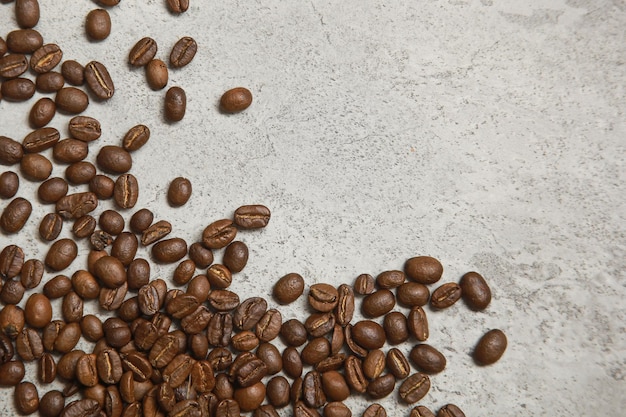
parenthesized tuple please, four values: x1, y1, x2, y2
(149, 334, 178, 368)
(69, 116, 101, 141)
(163, 353, 195, 387)
(231, 353, 268, 388)
(386, 348, 410, 379)
(203, 219, 238, 249)
(16, 327, 44, 361)
(45, 238, 78, 271)
(212, 372, 232, 401)
(190, 360, 215, 393)
(15, 381, 39, 414)
(315, 353, 346, 373)
(97, 348, 123, 384)
(351, 320, 385, 350)
(376, 270, 405, 289)
(172, 259, 195, 286)
(86, 9, 111, 40)
(186, 274, 210, 303)
(21, 153, 53, 180)
(55, 322, 81, 353)
(40, 390, 65, 417)
(0, 53, 28, 78)
(16, 0, 40, 28)
(294, 401, 322, 417)
(43, 274, 72, 299)
(61, 60, 84, 85)
(410, 406, 436, 417)
(81, 314, 103, 341)
(62, 399, 101, 417)
(273, 272, 305, 304)
(103, 318, 132, 348)
(138, 283, 162, 317)
(166, 294, 199, 319)
(256, 342, 282, 375)
(122, 124, 150, 151)
(409, 344, 446, 374)
(335, 284, 354, 326)
(0, 136, 24, 165)
(93, 255, 126, 288)
(233, 297, 266, 330)
(255, 308, 282, 342)
(129, 37, 157, 67)
(367, 374, 395, 399)
(126, 258, 149, 290)
(170, 36, 197, 68)
(29, 97, 56, 127)
(90, 230, 113, 250)
(36, 71, 64, 92)
(207, 347, 232, 372)
(66, 161, 96, 184)
(266, 375, 290, 408)
(186, 242, 212, 268)
(344, 356, 367, 393)
(0, 244, 24, 279)
(207, 312, 233, 347)
(300, 337, 330, 366)
(97, 146, 132, 174)
(473, 328, 507, 365)
(323, 402, 351, 417)
(344, 325, 366, 358)
(362, 289, 395, 318)
(430, 282, 462, 309)
(1, 279, 25, 304)
(407, 306, 429, 341)
(141, 220, 172, 245)
(220, 87, 252, 113)
(330, 324, 344, 355)
(0, 304, 25, 338)
(279, 346, 301, 379)
(146, 59, 168, 90)
(363, 404, 386, 417)
(308, 283, 338, 312)
(405, 256, 443, 285)
(164, 86, 186, 122)
(31, 43, 63, 73)
(206, 264, 231, 289)
(0, 171, 19, 198)
(1, 77, 35, 101)
(23, 127, 60, 152)
(437, 404, 466, 417)
(321, 371, 350, 402)
(114, 173, 139, 209)
(25, 293, 52, 328)
(1, 197, 32, 233)
(62, 291, 84, 323)
(305, 312, 335, 337)
(6, 29, 42, 53)
(129, 208, 153, 233)
(111, 232, 138, 266)
(459, 271, 491, 310)
(167, 176, 192, 206)
(88, 175, 113, 200)
(232, 205, 270, 229)
(207, 289, 239, 311)
(0, 334, 15, 363)
(118, 296, 140, 322)
(55, 87, 89, 113)
(362, 349, 385, 380)
(398, 372, 430, 404)
(84, 60, 114, 99)
(39, 177, 68, 203)
(56, 349, 84, 379)
(152, 237, 187, 263)
(0, 360, 25, 386)
(383, 311, 408, 345)
(397, 282, 430, 307)
(98, 209, 124, 235)
(302, 371, 326, 408)
(167, 0, 189, 13)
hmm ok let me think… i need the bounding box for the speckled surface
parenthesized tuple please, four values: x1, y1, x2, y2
(0, 1, 624, 416)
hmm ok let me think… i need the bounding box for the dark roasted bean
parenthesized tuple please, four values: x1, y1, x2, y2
(170, 36, 197, 68)
(84, 60, 115, 99)
(473, 329, 507, 365)
(398, 372, 430, 404)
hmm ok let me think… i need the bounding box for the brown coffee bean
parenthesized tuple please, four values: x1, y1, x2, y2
(204, 264, 230, 289)
(129, 37, 157, 66)
(15, 381, 39, 414)
(36, 71, 64, 93)
(181, 243, 209, 269)
(121, 124, 150, 152)
(320, 370, 349, 402)
(151, 237, 187, 263)
(342, 356, 366, 394)
(149, 333, 179, 368)
(315, 353, 345, 373)
(405, 256, 443, 285)
(409, 344, 446, 374)
(66, 161, 96, 184)
(55, 87, 89, 113)
(308, 283, 338, 312)
(111, 232, 138, 266)
(189, 360, 215, 393)
(167, 0, 189, 13)
(335, 284, 354, 326)
(0, 279, 25, 304)
(86, 9, 111, 41)
(363, 404, 386, 417)
(367, 374, 395, 400)
(222, 242, 248, 274)
(25, 293, 52, 328)
(96, 348, 123, 384)
(0, 244, 24, 279)
(207, 312, 233, 347)
(0, 360, 25, 386)
(232, 204, 271, 229)
(0, 53, 28, 78)
(0, 171, 19, 198)
(103, 318, 131, 348)
(186, 274, 210, 303)
(302, 370, 326, 408)
(273, 272, 305, 304)
(294, 401, 321, 417)
(128, 208, 152, 233)
(114, 173, 139, 209)
(207, 347, 232, 372)
(207, 289, 239, 311)
(23, 126, 60, 152)
(410, 406, 436, 417)
(278, 346, 301, 380)
(40, 390, 65, 417)
(6, 29, 42, 53)
(97, 209, 124, 235)
(164, 86, 186, 122)
(166, 294, 199, 319)
(29, 97, 56, 128)
(0, 136, 24, 165)
(255, 342, 281, 375)
(330, 324, 344, 355)
(266, 375, 289, 408)
(255, 308, 282, 342)
(383, 311, 408, 345)
(146, 59, 168, 90)
(301, 337, 330, 366)
(84, 61, 115, 99)
(97, 145, 132, 174)
(167, 176, 192, 206)
(43, 275, 72, 299)
(56, 349, 83, 379)
(80, 314, 103, 342)
(99, 283, 128, 315)
(31, 43, 63, 73)
(323, 402, 351, 417)
(376, 270, 405, 289)
(140, 220, 171, 245)
(20, 153, 52, 180)
(473, 328, 507, 365)
(233, 297, 266, 330)
(398, 372, 430, 404)
(16, 0, 40, 28)
(63, 399, 101, 417)
(18, 257, 44, 288)
(281, 319, 307, 347)
(387, 348, 411, 379)
(124, 258, 148, 291)
(362, 289, 395, 318)
(53, 322, 80, 353)
(93, 255, 126, 288)
(459, 271, 491, 310)
(437, 404, 466, 417)
(305, 312, 335, 338)
(0, 304, 25, 338)
(16, 327, 44, 361)
(220, 87, 252, 113)
(45, 238, 78, 271)
(407, 306, 429, 341)
(362, 349, 385, 380)
(86, 175, 112, 201)
(61, 60, 84, 85)
(69, 116, 101, 141)
(430, 282, 462, 309)
(72, 215, 96, 238)
(397, 282, 430, 307)
(62, 291, 83, 323)
(1, 197, 32, 233)
(351, 320, 385, 350)
(170, 36, 197, 68)
(39, 177, 68, 203)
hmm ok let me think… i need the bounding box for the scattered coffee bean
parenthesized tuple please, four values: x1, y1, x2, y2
(459, 271, 491, 310)
(14, 381, 39, 414)
(122, 124, 150, 151)
(430, 282, 462, 309)
(170, 36, 197, 68)
(363, 404, 387, 417)
(129, 37, 157, 66)
(86, 9, 112, 41)
(411, 406, 436, 417)
(273, 272, 305, 304)
(383, 311, 409, 345)
(0, 197, 32, 233)
(15, 0, 40, 29)
(55, 87, 89, 114)
(146, 59, 168, 90)
(31, 43, 63, 73)
(473, 329, 507, 365)
(361, 289, 395, 318)
(29, 97, 56, 128)
(89, 175, 114, 199)
(36, 71, 65, 92)
(164, 86, 186, 122)
(167, 177, 192, 206)
(6, 29, 42, 54)
(113, 173, 139, 209)
(53, 138, 89, 163)
(97, 145, 132, 174)
(1, 77, 35, 101)
(0, 171, 19, 198)
(39, 212, 63, 241)
(405, 256, 443, 285)
(437, 404, 466, 417)
(61, 60, 84, 86)
(0, 53, 29, 78)
(397, 282, 430, 307)
(84, 60, 115, 99)
(167, 0, 189, 13)
(69, 115, 101, 141)
(56, 192, 98, 219)
(220, 87, 253, 113)
(39, 390, 65, 417)
(0, 136, 24, 165)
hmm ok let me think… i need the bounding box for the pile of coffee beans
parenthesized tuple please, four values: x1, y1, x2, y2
(1, 1, 507, 416)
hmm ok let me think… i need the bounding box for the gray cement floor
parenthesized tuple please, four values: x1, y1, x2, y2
(1, 1, 625, 415)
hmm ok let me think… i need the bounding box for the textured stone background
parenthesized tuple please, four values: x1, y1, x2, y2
(1, 0, 624, 415)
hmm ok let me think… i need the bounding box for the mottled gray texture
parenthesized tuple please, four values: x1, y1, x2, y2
(0, 0, 624, 416)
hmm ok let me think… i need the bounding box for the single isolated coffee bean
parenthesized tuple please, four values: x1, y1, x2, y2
(164, 86, 186, 122)
(84, 61, 115, 99)
(459, 271, 491, 310)
(122, 124, 150, 151)
(167, 177, 192, 206)
(29, 97, 56, 128)
(0, 171, 19, 198)
(85, 9, 111, 41)
(146, 59, 168, 90)
(405, 256, 443, 285)
(363, 404, 387, 417)
(473, 329, 507, 365)
(61, 60, 84, 85)
(273, 273, 305, 304)
(437, 404, 466, 417)
(430, 282, 462, 309)
(233, 204, 271, 229)
(220, 87, 253, 113)
(170, 36, 197, 68)
(167, 0, 189, 13)
(14, 381, 39, 414)
(15, 0, 40, 28)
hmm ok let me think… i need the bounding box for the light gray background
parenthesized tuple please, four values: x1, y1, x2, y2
(1, 0, 625, 415)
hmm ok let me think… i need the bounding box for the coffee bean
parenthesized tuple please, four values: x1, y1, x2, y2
(255, 308, 282, 342)
(321, 370, 350, 402)
(1, 77, 35, 101)
(386, 348, 410, 379)
(204, 264, 230, 289)
(146, 59, 168, 90)
(6, 29, 42, 54)
(186, 274, 210, 303)
(437, 404, 466, 417)
(398, 372, 430, 404)
(0, 279, 25, 304)
(473, 328, 507, 365)
(0, 360, 25, 385)
(0, 244, 24, 279)
(53, 138, 89, 163)
(186, 242, 212, 269)
(294, 400, 321, 417)
(84, 60, 115, 99)
(0, 171, 19, 198)
(125, 258, 149, 290)
(366, 374, 395, 399)
(409, 343, 446, 374)
(301, 337, 330, 366)
(308, 283, 338, 312)
(280, 319, 308, 347)
(363, 404, 386, 417)
(36, 71, 65, 92)
(44, 238, 78, 271)
(430, 282, 462, 309)
(69, 116, 101, 141)
(1, 197, 32, 233)
(0, 136, 24, 165)
(220, 87, 253, 113)
(302, 370, 326, 408)
(266, 375, 290, 408)
(166, 176, 191, 207)
(54, 322, 81, 353)
(305, 312, 335, 338)
(344, 325, 367, 358)
(335, 284, 354, 326)
(363, 349, 385, 380)
(202, 219, 237, 249)
(167, 0, 189, 13)
(96, 209, 123, 235)
(324, 402, 351, 417)
(139, 219, 170, 245)
(56, 349, 83, 379)
(407, 306, 429, 341)
(151, 237, 187, 263)
(459, 271, 491, 310)
(40, 390, 65, 417)
(129, 37, 157, 66)
(122, 124, 150, 151)
(343, 355, 367, 393)
(62, 291, 84, 323)
(411, 406, 436, 417)
(62, 399, 101, 417)
(222, 241, 247, 273)
(28, 99, 56, 130)
(31, 43, 63, 73)
(66, 161, 96, 184)
(405, 256, 443, 285)
(15, 327, 43, 362)
(273, 272, 305, 304)
(164, 86, 186, 122)
(21, 153, 53, 181)
(376, 270, 405, 289)
(37, 178, 67, 204)
(97, 348, 123, 384)
(55, 87, 89, 113)
(382, 311, 408, 345)
(61, 60, 84, 85)
(361, 289, 396, 318)
(80, 314, 103, 342)
(111, 232, 138, 266)
(42, 274, 71, 299)
(24, 293, 52, 328)
(93, 255, 126, 288)
(70, 215, 95, 239)
(15, 381, 39, 414)
(97, 145, 132, 174)
(0, 53, 28, 78)
(351, 320, 385, 350)
(170, 36, 197, 68)
(232, 204, 270, 229)
(129, 208, 153, 233)
(103, 318, 132, 348)
(22, 127, 59, 153)
(149, 334, 179, 368)
(71, 270, 100, 299)
(86, 9, 111, 41)
(315, 353, 345, 373)
(397, 282, 429, 307)
(15, 0, 40, 28)
(114, 173, 139, 209)
(232, 296, 266, 330)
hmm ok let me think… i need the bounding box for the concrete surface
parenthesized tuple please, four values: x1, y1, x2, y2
(1, 0, 624, 415)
